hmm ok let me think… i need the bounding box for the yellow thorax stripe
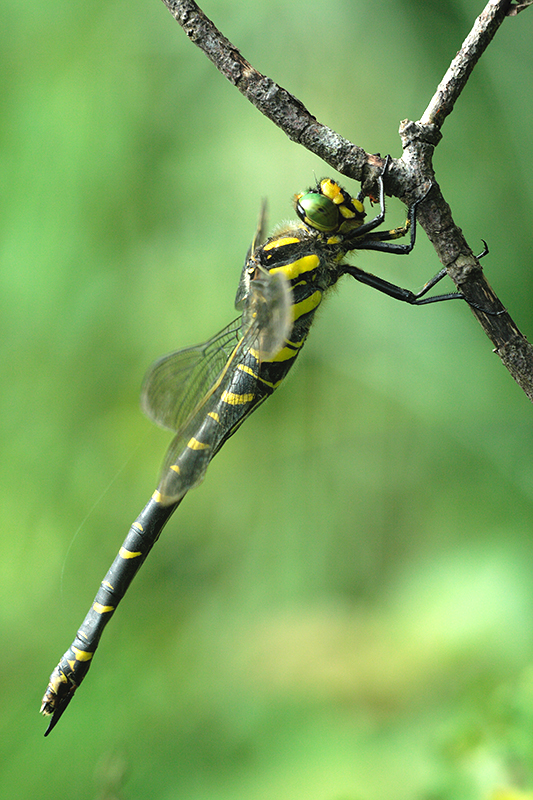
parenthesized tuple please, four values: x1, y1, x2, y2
(250, 337, 305, 364)
(263, 236, 300, 250)
(269, 254, 319, 282)
(292, 290, 322, 320)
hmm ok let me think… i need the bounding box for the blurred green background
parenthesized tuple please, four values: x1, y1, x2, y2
(2, 1, 533, 798)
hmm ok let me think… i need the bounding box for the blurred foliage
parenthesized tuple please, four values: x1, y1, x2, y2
(2, 0, 533, 798)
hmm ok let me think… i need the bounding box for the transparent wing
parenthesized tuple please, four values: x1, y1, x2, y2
(235, 200, 292, 357)
(154, 328, 251, 504)
(141, 317, 244, 433)
(141, 255, 292, 505)
(243, 269, 292, 359)
(141, 262, 291, 438)
(235, 200, 268, 310)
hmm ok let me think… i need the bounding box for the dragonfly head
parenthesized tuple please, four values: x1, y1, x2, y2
(295, 178, 366, 234)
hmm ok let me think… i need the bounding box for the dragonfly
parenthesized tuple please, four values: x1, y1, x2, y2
(40, 158, 468, 735)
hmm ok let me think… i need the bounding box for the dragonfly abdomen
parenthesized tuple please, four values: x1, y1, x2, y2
(40, 496, 178, 733)
(156, 349, 275, 504)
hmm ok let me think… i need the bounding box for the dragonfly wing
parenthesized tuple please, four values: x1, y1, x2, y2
(235, 200, 268, 310)
(243, 269, 292, 360)
(152, 322, 258, 504)
(143, 261, 291, 505)
(141, 317, 243, 432)
(143, 260, 291, 436)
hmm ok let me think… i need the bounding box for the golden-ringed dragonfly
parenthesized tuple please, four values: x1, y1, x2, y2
(41, 158, 470, 735)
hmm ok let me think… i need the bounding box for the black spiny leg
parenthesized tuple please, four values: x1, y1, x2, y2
(342, 165, 502, 310)
(343, 263, 464, 306)
(341, 164, 464, 305)
(348, 159, 430, 256)
(344, 204, 500, 310)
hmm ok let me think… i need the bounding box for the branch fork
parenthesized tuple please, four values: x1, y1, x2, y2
(161, 0, 533, 400)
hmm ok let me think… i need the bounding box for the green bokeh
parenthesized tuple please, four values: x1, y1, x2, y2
(2, 1, 533, 798)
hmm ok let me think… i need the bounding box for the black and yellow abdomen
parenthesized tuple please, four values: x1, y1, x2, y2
(43, 167, 438, 734)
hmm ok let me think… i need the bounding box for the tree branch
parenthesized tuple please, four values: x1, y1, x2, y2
(159, 0, 371, 178)
(507, 1, 533, 16)
(159, 0, 533, 401)
(420, 0, 513, 128)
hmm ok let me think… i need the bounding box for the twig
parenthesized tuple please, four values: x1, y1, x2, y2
(159, 0, 371, 179)
(507, 1, 533, 15)
(159, 0, 533, 401)
(420, 0, 513, 128)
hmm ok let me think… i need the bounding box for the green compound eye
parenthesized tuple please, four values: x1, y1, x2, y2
(296, 192, 339, 232)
